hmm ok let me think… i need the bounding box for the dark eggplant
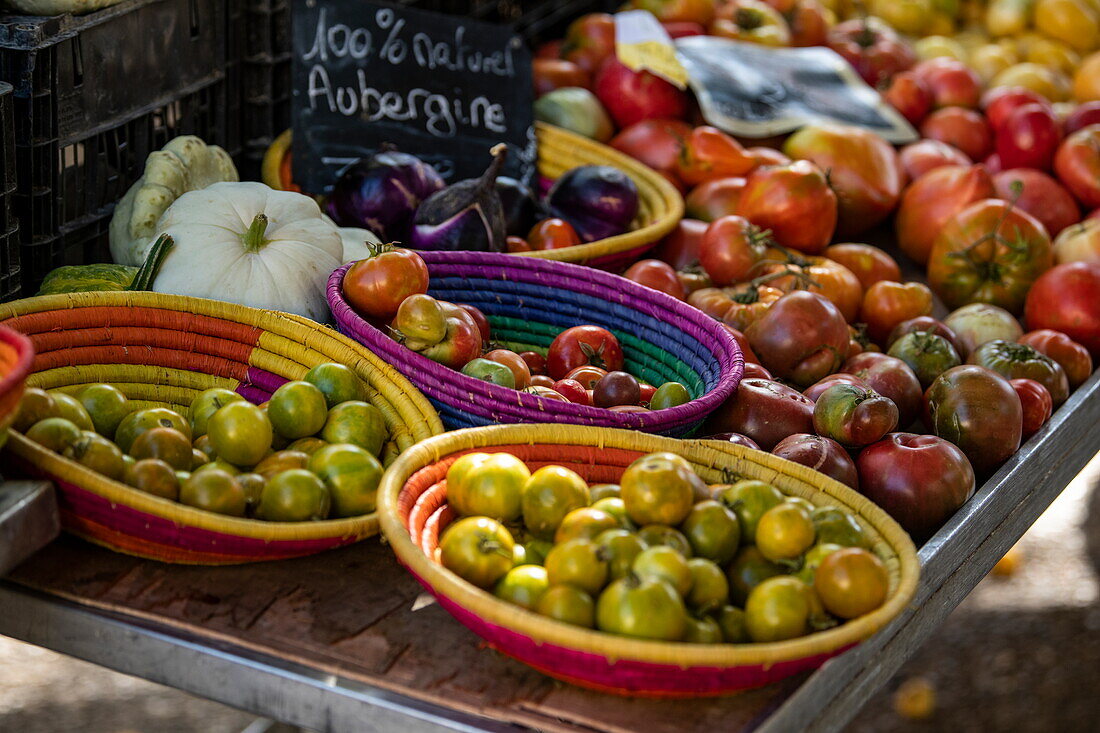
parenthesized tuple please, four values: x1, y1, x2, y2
(408, 145, 509, 253)
(496, 176, 539, 237)
(546, 165, 639, 243)
(326, 146, 444, 242)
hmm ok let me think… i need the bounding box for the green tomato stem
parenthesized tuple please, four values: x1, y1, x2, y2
(241, 214, 270, 254)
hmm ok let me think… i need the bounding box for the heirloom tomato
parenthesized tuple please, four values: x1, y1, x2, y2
(860, 281, 934, 345)
(342, 245, 428, 323)
(461, 305, 491, 346)
(883, 71, 932, 126)
(745, 576, 810, 642)
(1018, 329, 1094, 388)
(992, 169, 1080, 238)
(1023, 262, 1100, 357)
(920, 108, 993, 161)
(621, 452, 697, 526)
(705, 378, 815, 449)
(596, 575, 688, 641)
(689, 283, 785, 331)
(755, 249, 863, 323)
(532, 59, 590, 97)
(627, 0, 716, 24)
(559, 13, 616, 74)
(841, 352, 924, 429)
(826, 18, 916, 87)
(967, 339, 1070, 405)
(711, 0, 792, 46)
(1053, 125, 1100, 209)
(888, 332, 962, 389)
(812, 384, 899, 447)
(996, 103, 1063, 171)
(803, 373, 868, 402)
(564, 365, 608, 390)
(912, 57, 983, 109)
(1053, 218, 1100, 265)
(699, 215, 771, 286)
(652, 218, 707, 270)
(896, 164, 995, 266)
(594, 58, 690, 130)
(772, 433, 859, 490)
(440, 516, 516, 589)
(925, 365, 1023, 475)
(739, 160, 837, 255)
(547, 326, 624, 379)
(824, 244, 901, 291)
(623, 259, 687, 300)
(685, 178, 748, 222)
(746, 291, 850, 387)
(485, 349, 532, 390)
(609, 119, 693, 191)
(943, 303, 1024, 357)
(898, 139, 972, 180)
(676, 127, 756, 186)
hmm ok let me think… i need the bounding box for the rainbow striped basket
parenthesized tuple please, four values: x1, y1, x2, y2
(0, 323, 34, 452)
(379, 425, 920, 697)
(0, 292, 442, 564)
(328, 251, 744, 435)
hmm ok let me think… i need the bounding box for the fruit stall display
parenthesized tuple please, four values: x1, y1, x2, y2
(0, 0, 1099, 728)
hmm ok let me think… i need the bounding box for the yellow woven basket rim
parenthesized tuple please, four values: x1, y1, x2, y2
(0, 291, 444, 541)
(519, 123, 684, 263)
(378, 424, 920, 668)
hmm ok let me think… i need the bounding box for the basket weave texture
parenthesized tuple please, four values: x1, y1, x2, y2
(0, 324, 33, 451)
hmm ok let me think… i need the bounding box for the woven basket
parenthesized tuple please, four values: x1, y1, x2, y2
(0, 292, 443, 564)
(0, 324, 34, 452)
(328, 252, 743, 435)
(379, 425, 920, 697)
(520, 123, 683, 268)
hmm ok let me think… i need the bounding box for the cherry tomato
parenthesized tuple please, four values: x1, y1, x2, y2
(593, 371, 641, 407)
(1010, 378, 1054, 439)
(528, 218, 582, 251)
(550, 378, 590, 405)
(623, 259, 687, 300)
(547, 326, 624, 379)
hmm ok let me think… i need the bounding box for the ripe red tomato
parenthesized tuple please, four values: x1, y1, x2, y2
(594, 57, 690, 130)
(981, 86, 1052, 132)
(1010, 378, 1053, 439)
(746, 291, 851, 387)
(748, 147, 790, 167)
(609, 119, 693, 191)
(551, 378, 592, 405)
(652, 218, 707, 270)
(993, 169, 1080, 237)
(920, 108, 993, 162)
(342, 246, 429, 322)
(506, 235, 532, 253)
(883, 71, 932, 126)
(676, 127, 756, 186)
(996, 103, 1062, 171)
(623, 259, 687, 300)
(560, 13, 616, 74)
(824, 244, 902, 291)
(895, 164, 995, 265)
(461, 305, 491, 347)
(771, 433, 859, 489)
(826, 18, 916, 87)
(564, 365, 609, 389)
(533, 59, 590, 97)
(739, 160, 837, 255)
(1064, 102, 1100, 135)
(721, 324, 760, 364)
(704, 378, 814, 449)
(698, 215, 770, 286)
(528, 218, 581, 251)
(925, 365, 1023, 475)
(1054, 125, 1100, 209)
(860, 281, 935, 345)
(530, 374, 555, 388)
(841, 352, 924, 429)
(1024, 262, 1100, 358)
(898, 139, 971, 181)
(1018, 329, 1093, 388)
(684, 177, 748, 222)
(912, 57, 982, 109)
(547, 326, 624, 379)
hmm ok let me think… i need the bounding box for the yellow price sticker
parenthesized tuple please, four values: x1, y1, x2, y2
(614, 10, 690, 89)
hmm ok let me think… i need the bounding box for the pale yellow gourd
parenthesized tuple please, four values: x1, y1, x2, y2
(110, 136, 238, 266)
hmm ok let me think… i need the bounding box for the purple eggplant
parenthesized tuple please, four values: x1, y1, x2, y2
(408, 145, 508, 253)
(326, 146, 444, 243)
(496, 176, 539, 237)
(546, 166, 639, 243)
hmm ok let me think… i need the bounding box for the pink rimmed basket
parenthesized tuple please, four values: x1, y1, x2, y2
(328, 251, 744, 435)
(378, 424, 920, 697)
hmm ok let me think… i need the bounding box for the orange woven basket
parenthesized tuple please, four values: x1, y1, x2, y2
(379, 425, 920, 697)
(0, 323, 34, 452)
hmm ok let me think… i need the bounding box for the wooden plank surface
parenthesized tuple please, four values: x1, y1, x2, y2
(0, 480, 58, 576)
(8, 535, 802, 733)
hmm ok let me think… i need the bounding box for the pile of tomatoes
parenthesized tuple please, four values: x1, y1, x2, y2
(438, 450, 888, 643)
(341, 247, 695, 411)
(15, 363, 388, 521)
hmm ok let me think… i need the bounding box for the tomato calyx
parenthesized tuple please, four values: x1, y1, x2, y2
(364, 241, 402, 258)
(735, 7, 765, 29)
(580, 341, 612, 370)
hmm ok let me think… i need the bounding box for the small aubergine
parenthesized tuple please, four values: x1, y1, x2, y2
(409, 145, 509, 253)
(496, 176, 539, 237)
(546, 165, 639, 243)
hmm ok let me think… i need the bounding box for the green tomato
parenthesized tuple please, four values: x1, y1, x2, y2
(596, 576, 687, 641)
(439, 516, 515, 589)
(649, 381, 691, 410)
(494, 565, 550, 610)
(461, 358, 516, 388)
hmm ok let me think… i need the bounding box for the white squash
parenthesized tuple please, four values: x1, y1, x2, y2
(338, 227, 384, 263)
(150, 182, 343, 322)
(110, 135, 238, 266)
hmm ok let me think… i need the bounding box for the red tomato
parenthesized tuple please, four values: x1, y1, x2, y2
(898, 140, 972, 180)
(560, 13, 616, 74)
(652, 218, 708, 269)
(826, 18, 916, 87)
(895, 164, 996, 265)
(699, 215, 770, 286)
(565, 365, 609, 389)
(824, 244, 902, 291)
(551, 378, 592, 405)
(883, 71, 932, 126)
(982, 87, 1052, 133)
(460, 305, 491, 347)
(1010, 378, 1053, 439)
(992, 169, 1080, 237)
(520, 351, 548, 376)
(912, 57, 982, 109)
(748, 147, 791, 167)
(721, 323, 760, 364)
(526, 385, 570, 401)
(742, 362, 773, 380)
(609, 119, 693, 191)
(676, 127, 756, 186)
(536, 40, 562, 60)
(548, 326, 624, 379)
(925, 365, 1023, 475)
(1018, 329, 1094, 388)
(772, 433, 858, 489)
(746, 291, 850, 387)
(594, 57, 690, 129)
(841, 352, 924, 429)
(739, 160, 837, 255)
(506, 235, 532, 253)
(704, 378, 815, 449)
(529, 374, 555, 388)
(920, 108, 993, 162)
(983, 152, 1004, 174)
(638, 382, 658, 406)
(342, 246, 429, 322)
(533, 59, 590, 97)
(996, 103, 1062, 171)
(1054, 125, 1100, 209)
(1064, 102, 1100, 135)
(528, 218, 581, 250)
(623, 259, 687, 300)
(860, 281, 935, 345)
(1024, 263, 1100, 357)
(485, 349, 532, 389)
(685, 178, 748, 222)
(802, 372, 868, 402)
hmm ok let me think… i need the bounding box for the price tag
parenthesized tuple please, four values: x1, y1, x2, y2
(614, 10, 689, 89)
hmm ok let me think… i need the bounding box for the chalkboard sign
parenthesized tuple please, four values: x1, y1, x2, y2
(675, 36, 917, 144)
(291, 0, 537, 193)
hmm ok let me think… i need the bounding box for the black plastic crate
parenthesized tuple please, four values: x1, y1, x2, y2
(0, 0, 236, 294)
(231, 0, 612, 180)
(1, 80, 20, 301)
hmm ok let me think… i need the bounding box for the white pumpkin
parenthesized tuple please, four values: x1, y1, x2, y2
(151, 182, 343, 322)
(338, 227, 384, 263)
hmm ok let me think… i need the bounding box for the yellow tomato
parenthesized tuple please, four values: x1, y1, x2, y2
(915, 35, 969, 61)
(1026, 37, 1082, 75)
(953, 30, 993, 50)
(924, 12, 957, 36)
(991, 62, 1071, 100)
(970, 43, 1018, 82)
(1074, 51, 1100, 100)
(985, 0, 1034, 37)
(870, 0, 931, 34)
(1035, 0, 1099, 53)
